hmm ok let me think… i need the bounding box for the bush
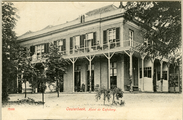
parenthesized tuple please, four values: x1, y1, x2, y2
(96, 86, 124, 106)
(95, 87, 110, 105)
(111, 87, 124, 105)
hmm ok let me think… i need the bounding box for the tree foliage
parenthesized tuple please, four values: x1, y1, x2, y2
(43, 43, 70, 97)
(2, 2, 19, 102)
(121, 1, 181, 57)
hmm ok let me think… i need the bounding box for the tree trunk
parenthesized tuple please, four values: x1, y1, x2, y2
(42, 92, 44, 103)
(174, 66, 176, 93)
(103, 92, 105, 105)
(178, 65, 180, 93)
(42, 82, 44, 103)
(57, 80, 59, 97)
(57, 88, 60, 97)
(25, 80, 26, 98)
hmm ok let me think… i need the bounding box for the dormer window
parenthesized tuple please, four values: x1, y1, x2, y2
(80, 15, 85, 23)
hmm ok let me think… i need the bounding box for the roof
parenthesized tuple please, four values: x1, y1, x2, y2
(18, 4, 119, 41)
(85, 4, 118, 16)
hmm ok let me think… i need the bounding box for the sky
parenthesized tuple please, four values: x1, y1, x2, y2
(13, 2, 120, 36)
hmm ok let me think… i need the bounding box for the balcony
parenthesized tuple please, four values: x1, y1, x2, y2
(31, 40, 141, 62)
(67, 40, 141, 56)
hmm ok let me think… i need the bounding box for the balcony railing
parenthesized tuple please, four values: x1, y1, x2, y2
(68, 40, 141, 55)
(32, 40, 141, 61)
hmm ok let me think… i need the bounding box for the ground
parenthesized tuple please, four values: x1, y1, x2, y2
(2, 92, 182, 120)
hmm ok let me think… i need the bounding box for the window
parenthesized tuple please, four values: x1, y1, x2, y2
(110, 62, 117, 89)
(80, 15, 85, 23)
(85, 32, 96, 51)
(36, 44, 44, 59)
(140, 67, 151, 78)
(129, 29, 134, 41)
(57, 40, 63, 51)
(75, 36, 80, 46)
(54, 39, 66, 52)
(144, 67, 151, 78)
(163, 71, 167, 80)
(110, 62, 117, 76)
(86, 33, 93, 40)
(108, 29, 116, 42)
(129, 29, 134, 46)
(103, 28, 120, 48)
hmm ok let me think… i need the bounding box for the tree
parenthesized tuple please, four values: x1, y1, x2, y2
(168, 49, 182, 92)
(15, 47, 37, 98)
(2, 2, 19, 102)
(121, 1, 181, 57)
(43, 42, 69, 97)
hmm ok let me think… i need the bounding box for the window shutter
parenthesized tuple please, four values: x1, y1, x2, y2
(103, 30, 107, 44)
(83, 15, 85, 23)
(43, 43, 49, 53)
(80, 16, 82, 23)
(116, 28, 120, 42)
(44, 43, 47, 53)
(30, 46, 35, 56)
(46, 43, 49, 53)
(80, 35, 84, 48)
(93, 32, 96, 46)
(62, 39, 66, 51)
(54, 41, 57, 47)
(70, 37, 73, 50)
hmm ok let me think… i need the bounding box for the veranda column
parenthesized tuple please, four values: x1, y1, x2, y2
(124, 49, 134, 92)
(89, 56, 92, 92)
(85, 55, 95, 93)
(167, 63, 170, 92)
(108, 54, 110, 89)
(69, 58, 78, 92)
(138, 57, 140, 91)
(140, 53, 147, 92)
(129, 52, 133, 92)
(160, 60, 163, 92)
(151, 59, 155, 92)
(142, 57, 145, 91)
(121, 54, 124, 91)
(72, 62, 75, 92)
(103, 52, 114, 89)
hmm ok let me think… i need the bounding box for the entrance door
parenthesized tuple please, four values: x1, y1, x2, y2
(110, 62, 117, 89)
(110, 76, 117, 89)
(133, 57, 138, 86)
(87, 71, 94, 91)
(74, 71, 81, 92)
